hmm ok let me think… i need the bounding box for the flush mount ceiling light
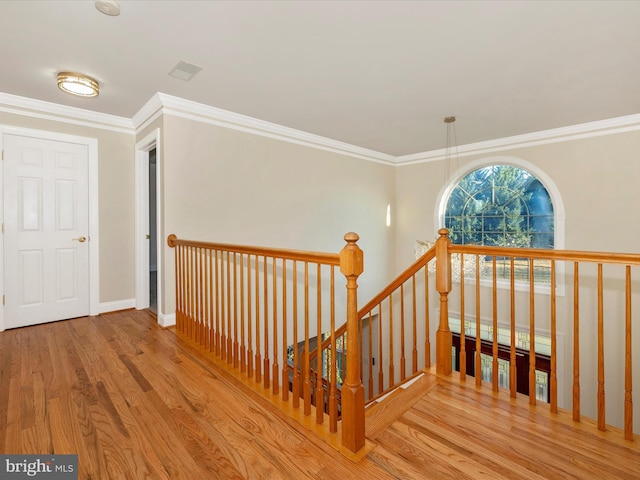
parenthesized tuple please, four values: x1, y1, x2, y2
(57, 72, 99, 97)
(95, 0, 120, 16)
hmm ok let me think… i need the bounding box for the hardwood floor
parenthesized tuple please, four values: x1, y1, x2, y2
(1, 310, 638, 479)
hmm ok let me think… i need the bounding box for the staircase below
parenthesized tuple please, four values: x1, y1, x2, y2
(365, 372, 439, 440)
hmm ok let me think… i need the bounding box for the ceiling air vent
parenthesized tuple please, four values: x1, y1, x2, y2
(168, 61, 203, 81)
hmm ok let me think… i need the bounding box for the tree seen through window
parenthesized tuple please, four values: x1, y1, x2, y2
(444, 165, 554, 281)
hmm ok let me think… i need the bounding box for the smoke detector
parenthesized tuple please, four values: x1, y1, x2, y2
(95, 0, 120, 16)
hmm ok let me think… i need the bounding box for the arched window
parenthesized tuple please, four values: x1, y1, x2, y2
(439, 162, 560, 285)
(444, 165, 554, 249)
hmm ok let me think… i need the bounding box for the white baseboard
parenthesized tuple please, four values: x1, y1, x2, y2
(158, 312, 176, 328)
(99, 298, 136, 314)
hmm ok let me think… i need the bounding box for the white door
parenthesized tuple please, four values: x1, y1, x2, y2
(3, 134, 90, 328)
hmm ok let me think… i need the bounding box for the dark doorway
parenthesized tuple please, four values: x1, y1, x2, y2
(149, 148, 157, 314)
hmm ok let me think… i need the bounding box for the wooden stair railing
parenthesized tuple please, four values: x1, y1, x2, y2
(311, 228, 639, 441)
(169, 228, 639, 450)
(167, 233, 365, 453)
(310, 243, 437, 403)
(440, 229, 640, 441)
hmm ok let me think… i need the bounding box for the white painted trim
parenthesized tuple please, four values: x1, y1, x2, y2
(87, 137, 100, 316)
(2, 90, 639, 167)
(135, 129, 164, 325)
(0, 92, 134, 134)
(99, 298, 136, 314)
(396, 113, 640, 166)
(142, 93, 396, 165)
(158, 312, 176, 328)
(0, 124, 100, 328)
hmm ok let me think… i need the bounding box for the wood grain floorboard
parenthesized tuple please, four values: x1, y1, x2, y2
(1, 310, 639, 479)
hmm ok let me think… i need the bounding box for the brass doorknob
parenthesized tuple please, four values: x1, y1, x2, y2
(73, 236, 87, 243)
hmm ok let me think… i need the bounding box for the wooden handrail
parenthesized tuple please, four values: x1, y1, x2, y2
(167, 234, 341, 265)
(450, 243, 640, 265)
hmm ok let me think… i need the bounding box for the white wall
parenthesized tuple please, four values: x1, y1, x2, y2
(160, 114, 396, 315)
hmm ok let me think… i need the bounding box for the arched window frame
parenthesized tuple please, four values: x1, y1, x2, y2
(435, 156, 566, 295)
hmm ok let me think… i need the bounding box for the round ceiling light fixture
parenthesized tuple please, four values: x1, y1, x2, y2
(57, 72, 99, 97)
(95, 0, 120, 16)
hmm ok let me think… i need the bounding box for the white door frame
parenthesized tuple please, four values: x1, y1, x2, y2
(135, 129, 167, 324)
(0, 125, 100, 331)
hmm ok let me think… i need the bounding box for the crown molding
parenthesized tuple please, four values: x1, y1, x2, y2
(3, 90, 639, 166)
(395, 113, 640, 166)
(134, 92, 396, 165)
(0, 92, 134, 134)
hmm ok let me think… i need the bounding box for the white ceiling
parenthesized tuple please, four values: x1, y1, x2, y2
(1, 0, 639, 156)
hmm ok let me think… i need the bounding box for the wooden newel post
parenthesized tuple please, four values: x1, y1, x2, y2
(435, 228, 452, 376)
(339, 232, 365, 453)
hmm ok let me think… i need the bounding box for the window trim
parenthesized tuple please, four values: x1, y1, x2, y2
(435, 156, 566, 296)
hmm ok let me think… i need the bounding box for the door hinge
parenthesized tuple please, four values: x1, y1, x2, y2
(1, 150, 3, 161)
(1, 223, 4, 234)
(2, 295, 5, 306)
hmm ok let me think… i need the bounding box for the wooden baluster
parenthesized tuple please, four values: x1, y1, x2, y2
(263, 256, 270, 389)
(272, 259, 279, 395)
(292, 261, 299, 409)
(400, 284, 406, 382)
(179, 243, 185, 333)
(550, 260, 558, 413)
(227, 251, 233, 364)
(255, 255, 262, 383)
(184, 245, 189, 337)
(425, 265, 431, 368)
(624, 265, 633, 440)
(240, 254, 246, 371)
(329, 266, 338, 432)
(492, 257, 498, 393)
(233, 252, 239, 368)
(378, 304, 383, 395)
(572, 262, 580, 421)
(214, 250, 221, 356)
(203, 248, 211, 350)
(189, 245, 195, 340)
(412, 275, 418, 375)
(195, 247, 200, 343)
(281, 259, 288, 402)
(316, 264, 324, 423)
(510, 257, 517, 398)
(475, 254, 481, 387)
(199, 247, 204, 346)
(303, 262, 311, 415)
(359, 311, 364, 395)
(247, 254, 253, 379)
(174, 241, 181, 332)
(368, 311, 374, 399)
(220, 252, 227, 361)
(167, 235, 180, 332)
(388, 293, 394, 389)
(529, 258, 536, 406)
(459, 255, 466, 381)
(597, 263, 605, 430)
(209, 248, 215, 352)
(192, 247, 198, 343)
(340, 232, 365, 453)
(435, 228, 452, 376)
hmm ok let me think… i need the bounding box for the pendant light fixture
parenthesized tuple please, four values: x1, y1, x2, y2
(57, 72, 99, 97)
